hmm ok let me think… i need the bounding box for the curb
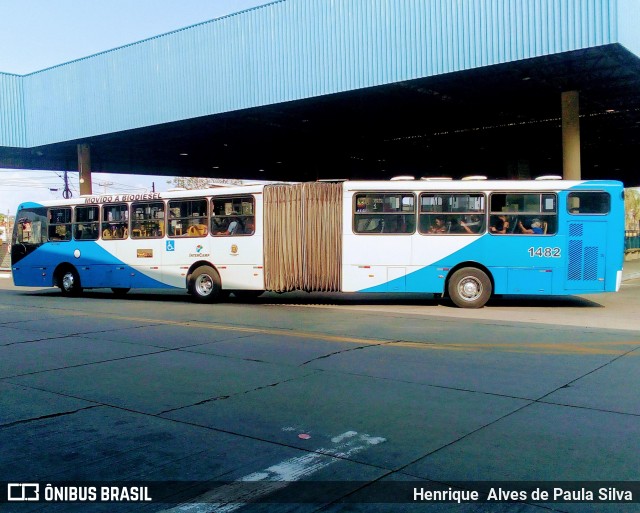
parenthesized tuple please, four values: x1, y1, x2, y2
(623, 272, 640, 282)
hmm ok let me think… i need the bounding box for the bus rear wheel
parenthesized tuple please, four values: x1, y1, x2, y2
(447, 267, 491, 308)
(58, 267, 82, 297)
(189, 266, 222, 303)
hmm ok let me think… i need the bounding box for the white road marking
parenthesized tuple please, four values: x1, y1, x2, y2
(158, 430, 386, 513)
(330, 430, 357, 443)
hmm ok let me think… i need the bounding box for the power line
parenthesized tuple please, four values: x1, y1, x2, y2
(0, 170, 160, 194)
(97, 181, 113, 194)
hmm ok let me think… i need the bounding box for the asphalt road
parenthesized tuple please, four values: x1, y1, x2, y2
(1, 276, 639, 513)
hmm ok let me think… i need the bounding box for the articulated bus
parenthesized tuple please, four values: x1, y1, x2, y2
(11, 178, 624, 308)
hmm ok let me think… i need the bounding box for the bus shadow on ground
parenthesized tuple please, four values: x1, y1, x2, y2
(23, 288, 604, 309)
(257, 292, 604, 309)
(485, 294, 603, 308)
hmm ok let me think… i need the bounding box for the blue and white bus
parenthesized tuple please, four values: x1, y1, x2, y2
(11, 178, 624, 308)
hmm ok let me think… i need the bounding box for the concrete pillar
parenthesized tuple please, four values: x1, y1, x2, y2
(77, 143, 93, 195)
(561, 90, 581, 180)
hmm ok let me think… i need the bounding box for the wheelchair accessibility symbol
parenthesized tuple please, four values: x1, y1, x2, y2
(166, 240, 175, 252)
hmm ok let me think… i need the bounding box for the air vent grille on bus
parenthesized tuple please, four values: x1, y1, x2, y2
(569, 223, 583, 237)
(583, 247, 599, 281)
(568, 222, 599, 282)
(568, 240, 583, 280)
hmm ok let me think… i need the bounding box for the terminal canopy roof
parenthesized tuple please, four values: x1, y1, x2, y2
(1, 0, 639, 185)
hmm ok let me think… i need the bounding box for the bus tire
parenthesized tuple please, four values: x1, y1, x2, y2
(233, 290, 264, 300)
(189, 266, 221, 303)
(58, 266, 82, 297)
(111, 288, 130, 296)
(447, 267, 491, 308)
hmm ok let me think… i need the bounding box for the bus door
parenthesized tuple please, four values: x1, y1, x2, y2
(345, 192, 415, 293)
(565, 220, 607, 291)
(127, 241, 164, 288)
(126, 201, 168, 288)
(94, 239, 134, 289)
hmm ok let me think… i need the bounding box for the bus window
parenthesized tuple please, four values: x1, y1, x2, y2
(74, 206, 99, 240)
(102, 203, 129, 239)
(211, 196, 255, 236)
(48, 207, 72, 241)
(489, 193, 557, 235)
(418, 193, 485, 235)
(568, 191, 610, 214)
(131, 201, 165, 238)
(168, 198, 208, 237)
(353, 193, 415, 234)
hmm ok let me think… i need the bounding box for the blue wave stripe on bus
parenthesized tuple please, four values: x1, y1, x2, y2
(13, 241, 174, 289)
(358, 234, 560, 295)
(357, 236, 488, 294)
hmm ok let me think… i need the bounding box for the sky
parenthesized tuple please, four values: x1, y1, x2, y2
(0, 0, 273, 215)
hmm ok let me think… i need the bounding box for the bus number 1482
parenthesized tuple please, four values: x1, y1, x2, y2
(528, 247, 561, 258)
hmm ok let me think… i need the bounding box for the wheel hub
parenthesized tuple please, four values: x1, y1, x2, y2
(459, 277, 481, 301)
(62, 273, 74, 291)
(195, 274, 213, 296)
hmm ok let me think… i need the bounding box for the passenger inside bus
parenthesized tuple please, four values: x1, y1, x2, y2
(447, 218, 470, 234)
(218, 213, 243, 235)
(517, 218, 544, 234)
(226, 214, 242, 235)
(102, 223, 128, 239)
(49, 225, 71, 241)
(244, 218, 255, 235)
(461, 215, 484, 233)
(21, 220, 32, 241)
(428, 216, 447, 234)
(489, 215, 510, 234)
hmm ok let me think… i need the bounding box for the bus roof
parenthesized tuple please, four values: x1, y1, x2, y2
(17, 184, 266, 209)
(342, 178, 622, 192)
(16, 179, 622, 210)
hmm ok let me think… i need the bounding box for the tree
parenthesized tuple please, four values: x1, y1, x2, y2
(0, 213, 6, 244)
(167, 177, 243, 190)
(625, 188, 640, 231)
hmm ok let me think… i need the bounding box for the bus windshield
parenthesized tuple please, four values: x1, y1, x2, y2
(14, 207, 47, 244)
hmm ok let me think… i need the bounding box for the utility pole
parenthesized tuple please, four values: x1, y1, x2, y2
(152, 182, 155, 193)
(62, 171, 72, 199)
(97, 181, 113, 194)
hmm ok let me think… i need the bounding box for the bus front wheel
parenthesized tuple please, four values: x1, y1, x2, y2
(58, 267, 82, 297)
(447, 267, 491, 308)
(189, 266, 222, 303)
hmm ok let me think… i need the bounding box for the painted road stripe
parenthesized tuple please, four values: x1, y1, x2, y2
(9, 305, 637, 356)
(158, 430, 385, 513)
(55, 309, 383, 346)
